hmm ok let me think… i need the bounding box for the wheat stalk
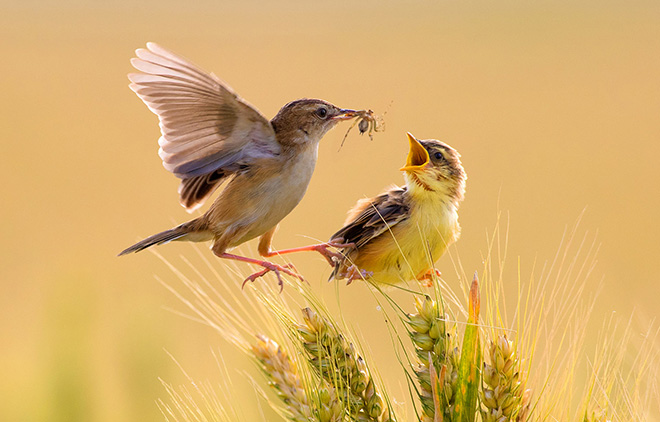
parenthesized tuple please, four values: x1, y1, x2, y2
(152, 220, 660, 421)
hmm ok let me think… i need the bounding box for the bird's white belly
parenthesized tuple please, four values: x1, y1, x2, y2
(228, 147, 318, 246)
(243, 172, 311, 238)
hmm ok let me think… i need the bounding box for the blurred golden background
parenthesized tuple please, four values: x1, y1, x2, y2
(1, 0, 659, 420)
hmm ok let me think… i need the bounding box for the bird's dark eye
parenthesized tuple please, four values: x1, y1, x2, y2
(316, 107, 328, 118)
(434, 152, 444, 160)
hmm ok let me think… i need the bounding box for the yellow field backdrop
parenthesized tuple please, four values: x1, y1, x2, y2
(1, 1, 659, 420)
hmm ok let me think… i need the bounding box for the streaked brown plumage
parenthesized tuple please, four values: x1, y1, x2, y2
(329, 133, 466, 286)
(119, 43, 359, 288)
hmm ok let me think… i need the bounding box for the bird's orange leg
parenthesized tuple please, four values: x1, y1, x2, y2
(216, 252, 304, 292)
(417, 269, 441, 287)
(257, 228, 353, 266)
(262, 242, 355, 266)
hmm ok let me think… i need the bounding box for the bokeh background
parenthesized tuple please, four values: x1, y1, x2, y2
(2, 0, 659, 420)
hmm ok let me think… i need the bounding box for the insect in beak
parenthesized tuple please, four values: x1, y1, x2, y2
(399, 132, 429, 173)
(332, 109, 358, 120)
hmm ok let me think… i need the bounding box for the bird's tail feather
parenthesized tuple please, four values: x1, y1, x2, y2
(118, 220, 204, 256)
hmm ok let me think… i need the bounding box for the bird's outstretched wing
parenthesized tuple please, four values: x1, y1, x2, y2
(330, 186, 409, 249)
(129, 42, 280, 211)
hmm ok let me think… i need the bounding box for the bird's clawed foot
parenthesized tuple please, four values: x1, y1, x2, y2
(343, 265, 373, 285)
(417, 269, 441, 287)
(218, 252, 305, 292)
(309, 241, 355, 266)
(242, 261, 305, 292)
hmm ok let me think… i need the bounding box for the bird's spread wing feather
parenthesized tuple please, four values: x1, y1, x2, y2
(129, 42, 280, 211)
(330, 187, 409, 249)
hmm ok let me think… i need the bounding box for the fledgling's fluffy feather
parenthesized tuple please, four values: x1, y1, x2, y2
(330, 133, 466, 285)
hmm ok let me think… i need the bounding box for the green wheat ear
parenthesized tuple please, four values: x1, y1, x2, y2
(480, 334, 531, 422)
(296, 307, 393, 422)
(407, 274, 482, 422)
(252, 334, 345, 422)
(253, 335, 318, 421)
(408, 294, 460, 421)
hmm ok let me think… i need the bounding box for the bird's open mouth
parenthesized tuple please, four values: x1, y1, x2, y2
(399, 132, 429, 172)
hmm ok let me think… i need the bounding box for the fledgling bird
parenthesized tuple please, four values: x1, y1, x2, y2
(118, 43, 358, 288)
(329, 132, 466, 286)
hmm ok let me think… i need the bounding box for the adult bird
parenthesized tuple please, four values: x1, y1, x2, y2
(119, 43, 358, 288)
(328, 132, 466, 286)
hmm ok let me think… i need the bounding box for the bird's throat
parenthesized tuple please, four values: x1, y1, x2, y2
(408, 172, 433, 192)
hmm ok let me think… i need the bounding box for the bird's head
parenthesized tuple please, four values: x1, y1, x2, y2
(271, 99, 356, 146)
(400, 132, 466, 202)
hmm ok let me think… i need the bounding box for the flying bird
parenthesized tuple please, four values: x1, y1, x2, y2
(328, 132, 466, 286)
(119, 43, 358, 288)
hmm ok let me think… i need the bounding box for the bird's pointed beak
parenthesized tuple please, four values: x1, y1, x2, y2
(332, 108, 358, 121)
(400, 132, 429, 173)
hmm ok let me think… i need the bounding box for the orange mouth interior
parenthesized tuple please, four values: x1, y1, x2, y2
(400, 133, 429, 172)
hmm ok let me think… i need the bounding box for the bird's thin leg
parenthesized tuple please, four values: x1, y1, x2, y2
(217, 252, 304, 292)
(256, 227, 352, 266)
(263, 242, 355, 266)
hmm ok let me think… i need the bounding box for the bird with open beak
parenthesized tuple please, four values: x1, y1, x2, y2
(119, 43, 359, 289)
(328, 132, 466, 286)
